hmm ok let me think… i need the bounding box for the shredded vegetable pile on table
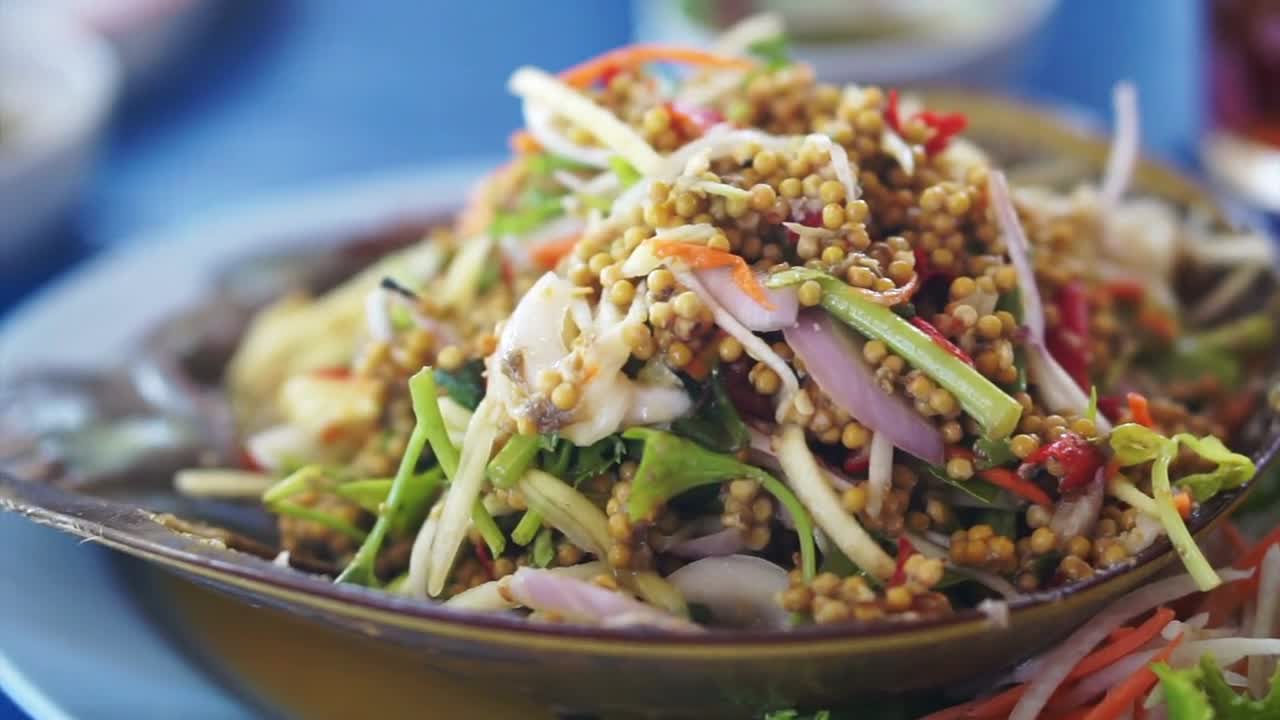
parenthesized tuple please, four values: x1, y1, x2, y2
(178, 13, 1279, 675)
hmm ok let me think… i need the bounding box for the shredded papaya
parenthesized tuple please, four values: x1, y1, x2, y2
(928, 609, 1176, 720)
(1072, 607, 1175, 678)
(1126, 392, 1154, 428)
(559, 44, 754, 89)
(655, 241, 774, 309)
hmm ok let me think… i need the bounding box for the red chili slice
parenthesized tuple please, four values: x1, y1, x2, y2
(910, 317, 976, 367)
(891, 535, 917, 586)
(884, 89, 902, 132)
(1023, 432, 1105, 493)
(666, 101, 723, 136)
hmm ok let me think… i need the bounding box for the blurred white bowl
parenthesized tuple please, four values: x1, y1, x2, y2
(0, 2, 119, 256)
(635, 0, 1057, 88)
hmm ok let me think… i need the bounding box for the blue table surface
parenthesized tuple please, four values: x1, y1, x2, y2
(0, 1, 1204, 717)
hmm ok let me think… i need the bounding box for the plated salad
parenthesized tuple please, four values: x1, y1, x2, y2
(174, 15, 1280, 719)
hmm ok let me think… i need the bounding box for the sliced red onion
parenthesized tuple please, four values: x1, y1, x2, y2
(667, 527, 747, 559)
(667, 554, 791, 629)
(695, 266, 798, 331)
(866, 431, 893, 518)
(506, 567, 701, 632)
(1100, 82, 1139, 209)
(784, 310, 944, 464)
(676, 268, 797, 422)
(1049, 470, 1104, 540)
(1010, 567, 1255, 720)
(990, 170, 1044, 341)
(990, 171, 1109, 431)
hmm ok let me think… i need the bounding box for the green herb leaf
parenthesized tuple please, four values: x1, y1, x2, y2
(670, 368, 748, 453)
(433, 359, 486, 411)
(747, 35, 791, 71)
(1173, 433, 1256, 502)
(608, 156, 641, 187)
(920, 462, 1002, 505)
(1154, 655, 1280, 720)
(973, 438, 1016, 470)
(623, 428, 817, 579)
(1151, 662, 1213, 720)
(1108, 422, 1171, 467)
(568, 434, 627, 485)
(490, 186, 565, 237)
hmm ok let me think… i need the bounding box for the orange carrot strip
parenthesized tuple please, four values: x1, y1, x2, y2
(980, 467, 1054, 508)
(1081, 633, 1184, 720)
(1126, 392, 1154, 428)
(509, 129, 541, 154)
(559, 44, 754, 88)
(654, 241, 774, 309)
(1071, 608, 1175, 679)
(1107, 626, 1135, 643)
(1173, 490, 1192, 519)
(946, 447, 1054, 508)
(930, 610, 1175, 719)
(529, 234, 581, 270)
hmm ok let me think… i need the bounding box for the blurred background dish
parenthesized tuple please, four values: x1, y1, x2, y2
(634, 0, 1057, 87)
(50, 0, 217, 88)
(0, 2, 119, 259)
(1202, 0, 1280, 213)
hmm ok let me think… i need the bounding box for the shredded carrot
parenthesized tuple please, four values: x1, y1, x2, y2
(1081, 633, 1183, 720)
(559, 44, 754, 88)
(1126, 392, 1154, 428)
(980, 466, 1054, 508)
(947, 447, 1053, 507)
(932, 609, 1176, 720)
(1071, 608, 1175, 679)
(1107, 626, 1135, 643)
(1173, 490, 1192, 519)
(529, 234, 581, 270)
(654, 241, 774, 309)
(509, 129, 541, 154)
